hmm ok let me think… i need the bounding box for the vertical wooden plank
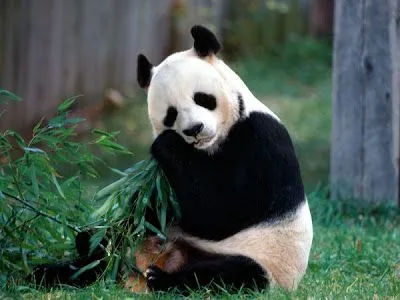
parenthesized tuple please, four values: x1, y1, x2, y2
(331, 0, 396, 203)
(125, 0, 142, 90)
(78, 0, 114, 104)
(0, 1, 18, 92)
(149, 0, 173, 59)
(13, 0, 30, 129)
(390, 0, 400, 205)
(0, 1, 25, 130)
(46, 0, 64, 117)
(0, 1, 12, 129)
(59, 0, 80, 100)
(1, 0, 78, 130)
(0, 0, 17, 129)
(105, 0, 118, 92)
(109, 0, 173, 95)
(0, 0, 5, 76)
(310, 0, 334, 38)
(108, 0, 137, 93)
(24, 0, 64, 126)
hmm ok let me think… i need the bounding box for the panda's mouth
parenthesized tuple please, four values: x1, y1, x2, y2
(192, 136, 215, 148)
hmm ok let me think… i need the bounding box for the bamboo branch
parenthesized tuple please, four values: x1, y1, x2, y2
(1, 190, 80, 233)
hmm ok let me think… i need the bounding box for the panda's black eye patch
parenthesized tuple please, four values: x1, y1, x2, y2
(193, 92, 217, 110)
(163, 106, 178, 127)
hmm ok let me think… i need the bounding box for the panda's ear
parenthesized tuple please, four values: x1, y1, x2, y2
(137, 54, 153, 89)
(191, 25, 221, 57)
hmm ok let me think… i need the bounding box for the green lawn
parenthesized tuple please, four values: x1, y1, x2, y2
(4, 191, 399, 299)
(2, 40, 399, 299)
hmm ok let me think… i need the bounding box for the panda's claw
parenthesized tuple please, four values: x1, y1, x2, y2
(145, 265, 175, 291)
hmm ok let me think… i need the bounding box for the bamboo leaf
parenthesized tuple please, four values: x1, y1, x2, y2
(70, 260, 101, 280)
(5, 130, 26, 148)
(131, 217, 145, 236)
(95, 137, 132, 154)
(89, 229, 106, 256)
(109, 168, 128, 177)
(64, 117, 85, 125)
(160, 202, 167, 234)
(0, 89, 21, 101)
(94, 177, 127, 200)
(21, 248, 29, 272)
(23, 147, 46, 155)
(48, 115, 66, 128)
(30, 166, 39, 198)
(32, 117, 45, 133)
(93, 194, 116, 218)
(110, 255, 121, 282)
(144, 221, 166, 239)
(92, 129, 120, 138)
(62, 175, 79, 188)
(168, 185, 181, 219)
(124, 160, 146, 173)
(57, 95, 82, 112)
(51, 173, 65, 199)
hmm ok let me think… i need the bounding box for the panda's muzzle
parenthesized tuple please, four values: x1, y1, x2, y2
(183, 123, 204, 137)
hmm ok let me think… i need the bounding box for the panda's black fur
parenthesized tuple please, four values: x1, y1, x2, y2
(30, 25, 312, 292)
(151, 113, 304, 241)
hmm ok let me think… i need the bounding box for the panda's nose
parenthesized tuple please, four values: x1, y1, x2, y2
(183, 123, 204, 137)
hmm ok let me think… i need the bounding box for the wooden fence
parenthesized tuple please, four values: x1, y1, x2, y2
(0, 0, 309, 131)
(0, 0, 174, 131)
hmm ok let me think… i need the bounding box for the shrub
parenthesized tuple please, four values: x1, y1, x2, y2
(0, 90, 177, 288)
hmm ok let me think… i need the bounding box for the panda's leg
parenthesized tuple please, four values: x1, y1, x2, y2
(30, 191, 162, 288)
(30, 230, 108, 287)
(146, 254, 268, 292)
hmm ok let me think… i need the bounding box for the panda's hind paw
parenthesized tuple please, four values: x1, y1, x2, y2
(145, 265, 175, 291)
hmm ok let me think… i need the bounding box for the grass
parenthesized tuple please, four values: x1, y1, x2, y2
(3, 38, 400, 298)
(3, 190, 399, 299)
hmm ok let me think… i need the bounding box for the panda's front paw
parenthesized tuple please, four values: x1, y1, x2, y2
(151, 130, 191, 162)
(152, 130, 183, 150)
(145, 265, 176, 291)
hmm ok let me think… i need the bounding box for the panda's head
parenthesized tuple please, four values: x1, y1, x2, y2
(137, 25, 242, 153)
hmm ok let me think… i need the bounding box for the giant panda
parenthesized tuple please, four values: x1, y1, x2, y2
(31, 25, 313, 293)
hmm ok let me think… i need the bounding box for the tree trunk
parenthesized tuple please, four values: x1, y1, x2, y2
(331, 0, 398, 204)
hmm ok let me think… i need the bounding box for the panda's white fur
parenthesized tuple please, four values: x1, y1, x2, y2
(167, 201, 312, 290)
(148, 48, 279, 154)
(142, 27, 313, 291)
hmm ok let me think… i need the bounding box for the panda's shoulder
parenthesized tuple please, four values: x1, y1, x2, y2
(231, 111, 292, 144)
(246, 111, 282, 130)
